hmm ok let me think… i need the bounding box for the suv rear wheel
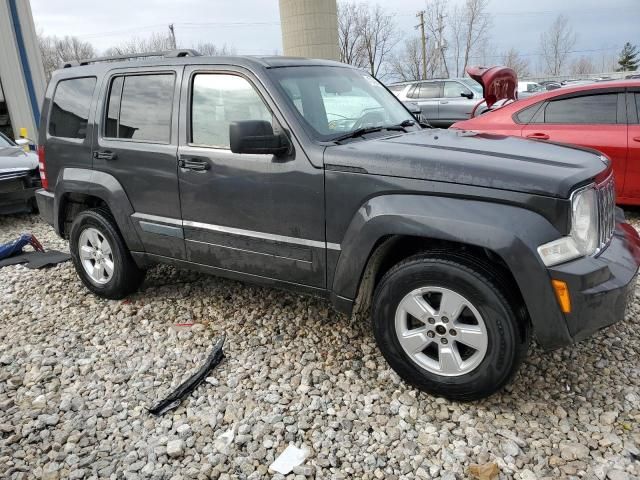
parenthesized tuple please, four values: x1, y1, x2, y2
(372, 253, 529, 401)
(69, 208, 145, 299)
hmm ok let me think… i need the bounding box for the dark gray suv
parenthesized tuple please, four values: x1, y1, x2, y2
(35, 51, 640, 400)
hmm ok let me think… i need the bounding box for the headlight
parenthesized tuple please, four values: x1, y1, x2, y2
(538, 185, 598, 267)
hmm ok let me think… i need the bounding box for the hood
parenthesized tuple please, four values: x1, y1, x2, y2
(0, 146, 38, 174)
(323, 129, 608, 198)
(466, 66, 517, 107)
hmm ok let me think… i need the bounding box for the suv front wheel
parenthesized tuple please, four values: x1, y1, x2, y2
(372, 254, 529, 401)
(69, 208, 145, 299)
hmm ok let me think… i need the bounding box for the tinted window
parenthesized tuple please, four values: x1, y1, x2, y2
(443, 81, 471, 98)
(191, 74, 272, 148)
(412, 82, 440, 99)
(636, 93, 640, 123)
(105, 77, 123, 138)
(544, 94, 618, 124)
(515, 103, 543, 124)
(106, 74, 174, 142)
(49, 77, 96, 139)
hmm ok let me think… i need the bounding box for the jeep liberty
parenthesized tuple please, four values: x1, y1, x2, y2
(35, 51, 640, 400)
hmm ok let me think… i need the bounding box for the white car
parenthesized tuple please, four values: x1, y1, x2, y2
(0, 132, 40, 214)
(517, 81, 546, 97)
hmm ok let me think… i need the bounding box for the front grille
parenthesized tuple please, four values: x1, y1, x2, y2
(596, 175, 615, 249)
(0, 178, 24, 194)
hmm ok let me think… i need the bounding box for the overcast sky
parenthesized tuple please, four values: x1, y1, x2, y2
(31, 0, 638, 71)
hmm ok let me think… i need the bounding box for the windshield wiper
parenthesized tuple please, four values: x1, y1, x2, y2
(332, 119, 416, 144)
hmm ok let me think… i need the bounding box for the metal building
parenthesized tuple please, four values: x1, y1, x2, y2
(279, 0, 339, 61)
(0, 0, 46, 143)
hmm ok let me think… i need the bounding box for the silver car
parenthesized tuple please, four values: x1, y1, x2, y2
(0, 132, 40, 215)
(389, 78, 484, 128)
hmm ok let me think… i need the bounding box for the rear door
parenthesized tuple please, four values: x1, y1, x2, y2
(521, 90, 628, 196)
(93, 66, 185, 259)
(623, 89, 640, 201)
(406, 81, 441, 126)
(440, 80, 475, 126)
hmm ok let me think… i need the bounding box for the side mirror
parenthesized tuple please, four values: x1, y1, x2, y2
(461, 91, 474, 99)
(229, 120, 289, 156)
(403, 102, 422, 120)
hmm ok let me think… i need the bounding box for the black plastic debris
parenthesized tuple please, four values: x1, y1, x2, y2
(149, 335, 225, 416)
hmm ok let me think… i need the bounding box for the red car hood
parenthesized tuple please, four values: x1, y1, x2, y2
(466, 66, 517, 107)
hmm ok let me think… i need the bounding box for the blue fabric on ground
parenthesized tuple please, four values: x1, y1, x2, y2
(0, 234, 34, 260)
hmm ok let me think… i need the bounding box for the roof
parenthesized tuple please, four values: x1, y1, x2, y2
(56, 51, 348, 78)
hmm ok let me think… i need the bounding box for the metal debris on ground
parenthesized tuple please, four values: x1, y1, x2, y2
(148, 335, 225, 416)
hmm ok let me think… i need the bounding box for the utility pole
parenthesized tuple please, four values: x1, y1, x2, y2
(168, 24, 177, 49)
(416, 11, 427, 80)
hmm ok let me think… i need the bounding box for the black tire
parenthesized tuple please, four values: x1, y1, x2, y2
(372, 253, 529, 401)
(69, 208, 145, 299)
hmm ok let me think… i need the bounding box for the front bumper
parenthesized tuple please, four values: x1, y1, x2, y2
(548, 208, 640, 344)
(0, 187, 38, 215)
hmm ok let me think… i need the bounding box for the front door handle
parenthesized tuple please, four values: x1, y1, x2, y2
(179, 156, 210, 171)
(440, 101, 449, 104)
(526, 133, 550, 140)
(633, 136, 640, 143)
(93, 150, 117, 160)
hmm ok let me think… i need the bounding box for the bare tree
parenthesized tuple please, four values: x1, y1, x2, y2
(390, 36, 439, 81)
(358, 4, 398, 78)
(193, 42, 236, 56)
(571, 56, 595, 75)
(424, 0, 449, 77)
(38, 34, 96, 80)
(104, 32, 174, 56)
(337, 2, 366, 67)
(460, 0, 491, 75)
(449, 5, 465, 76)
(540, 14, 577, 75)
(502, 48, 530, 78)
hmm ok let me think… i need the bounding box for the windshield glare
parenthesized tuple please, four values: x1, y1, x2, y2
(272, 66, 415, 141)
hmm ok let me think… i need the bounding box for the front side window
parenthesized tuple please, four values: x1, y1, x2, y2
(443, 81, 472, 98)
(191, 74, 272, 148)
(272, 66, 415, 141)
(543, 93, 618, 124)
(49, 77, 96, 139)
(105, 74, 174, 142)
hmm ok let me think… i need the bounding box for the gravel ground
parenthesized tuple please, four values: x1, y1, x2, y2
(1, 211, 639, 480)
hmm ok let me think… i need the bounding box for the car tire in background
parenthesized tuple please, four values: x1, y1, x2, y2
(69, 208, 145, 299)
(371, 253, 530, 401)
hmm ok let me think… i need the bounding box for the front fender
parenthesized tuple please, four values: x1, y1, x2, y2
(53, 168, 144, 251)
(332, 194, 571, 349)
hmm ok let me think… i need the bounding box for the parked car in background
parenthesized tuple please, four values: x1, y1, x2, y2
(518, 81, 546, 97)
(539, 80, 562, 91)
(452, 80, 640, 205)
(389, 78, 484, 127)
(0, 132, 40, 214)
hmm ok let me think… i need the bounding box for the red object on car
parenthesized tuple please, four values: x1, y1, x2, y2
(452, 80, 640, 206)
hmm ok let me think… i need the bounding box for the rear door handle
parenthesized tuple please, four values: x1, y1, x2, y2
(93, 150, 117, 160)
(526, 133, 550, 140)
(179, 156, 210, 171)
(633, 136, 640, 143)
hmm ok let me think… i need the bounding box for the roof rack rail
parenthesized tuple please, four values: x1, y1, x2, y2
(63, 49, 201, 68)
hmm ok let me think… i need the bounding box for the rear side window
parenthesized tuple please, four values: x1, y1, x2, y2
(635, 93, 640, 123)
(104, 74, 175, 142)
(514, 102, 543, 124)
(49, 77, 96, 139)
(543, 94, 618, 124)
(407, 82, 440, 99)
(387, 85, 405, 95)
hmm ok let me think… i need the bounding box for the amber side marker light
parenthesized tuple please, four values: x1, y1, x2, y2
(552, 279, 571, 313)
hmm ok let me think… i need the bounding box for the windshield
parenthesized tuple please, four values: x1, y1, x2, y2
(0, 132, 15, 148)
(271, 66, 416, 141)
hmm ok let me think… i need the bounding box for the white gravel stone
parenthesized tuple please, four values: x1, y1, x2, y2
(1, 212, 640, 479)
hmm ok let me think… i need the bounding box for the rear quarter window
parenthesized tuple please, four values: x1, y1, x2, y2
(48, 77, 97, 139)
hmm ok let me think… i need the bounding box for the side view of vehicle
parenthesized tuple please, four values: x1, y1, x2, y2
(36, 51, 640, 401)
(388, 78, 484, 127)
(0, 132, 40, 215)
(453, 79, 640, 205)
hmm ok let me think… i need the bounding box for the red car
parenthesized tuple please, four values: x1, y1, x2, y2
(453, 79, 640, 205)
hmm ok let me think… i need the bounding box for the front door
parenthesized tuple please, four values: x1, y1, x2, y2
(93, 66, 185, 259)
(407, 81, 441, 126)
(177, 67, 326, 288)
(440, 81, 475, 126)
